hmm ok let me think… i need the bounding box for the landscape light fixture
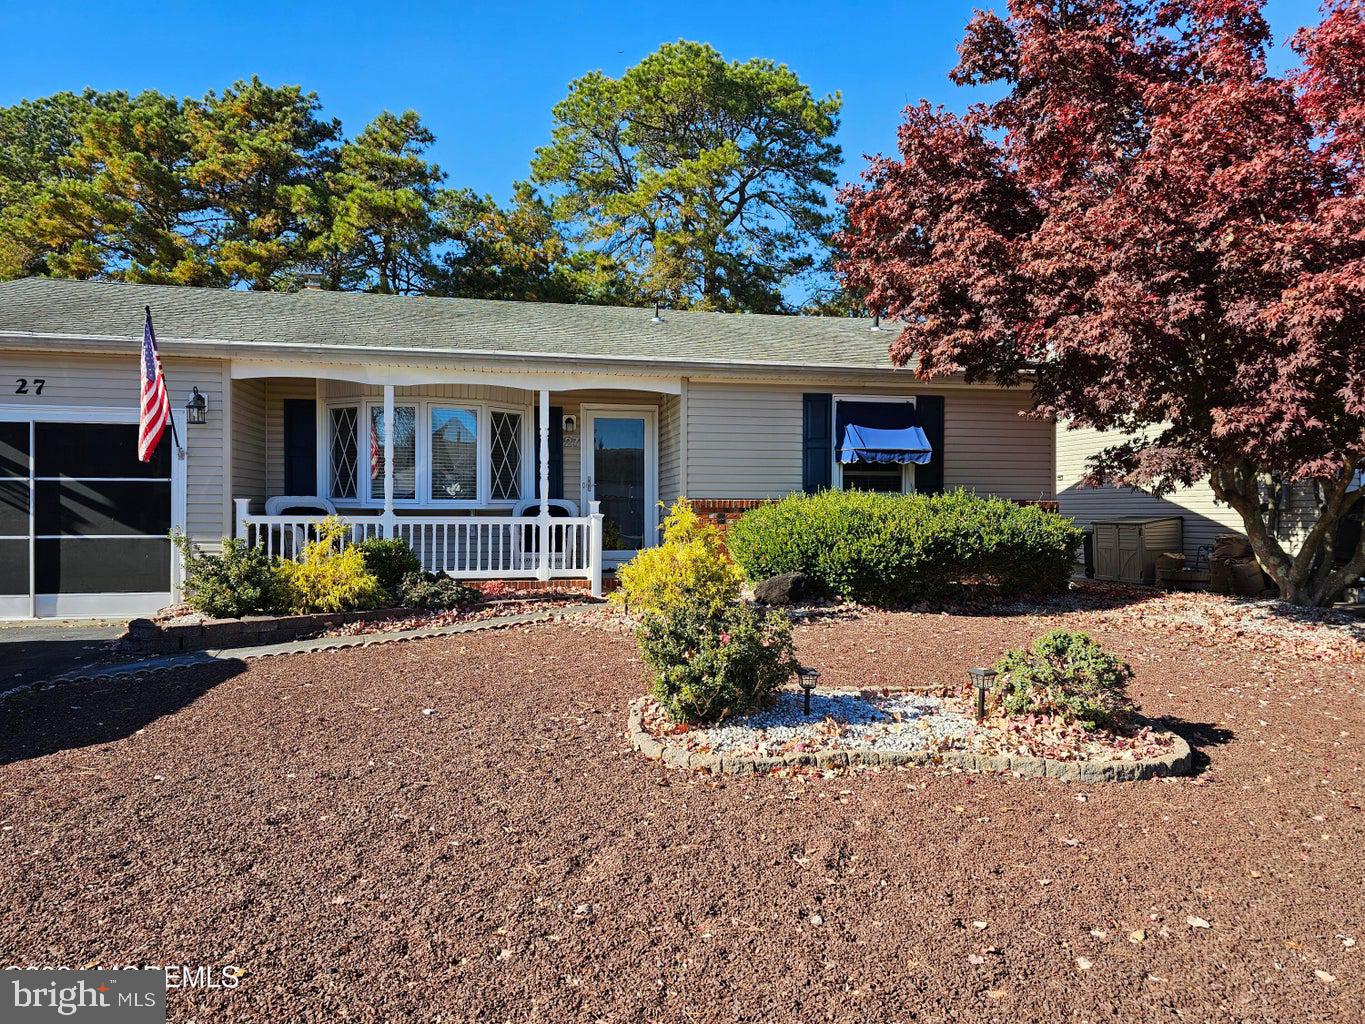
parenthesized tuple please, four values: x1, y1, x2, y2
(797, 666, 821, 716)
(967, 667, 998, 722)
(185, 386, 208, 425)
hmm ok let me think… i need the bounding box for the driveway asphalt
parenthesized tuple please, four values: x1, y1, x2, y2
(0, 618, 128, 688)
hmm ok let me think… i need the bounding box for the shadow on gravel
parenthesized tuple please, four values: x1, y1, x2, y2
(1160, 719, 1235, 777)
(0, 658, 246, 767)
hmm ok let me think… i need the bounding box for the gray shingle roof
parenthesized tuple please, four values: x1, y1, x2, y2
(0, 278, 906, 371)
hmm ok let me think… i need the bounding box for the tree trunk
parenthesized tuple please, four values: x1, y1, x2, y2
(1211, 462, 1364, 607)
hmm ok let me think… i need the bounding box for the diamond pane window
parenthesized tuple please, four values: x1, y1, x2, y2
(431, 407, 478, 501)
(329, 406, 358, 499)
(369, 405, 417, 501)
(490, 411, 523, 501)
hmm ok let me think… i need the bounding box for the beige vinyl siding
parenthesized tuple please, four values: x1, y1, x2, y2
(684, 382, 1053, 501)
(1056, 422, 1317, 556)
(230, 378, 267, 509)
(0, 349, 228, 547)
(659, 392, 682, 508)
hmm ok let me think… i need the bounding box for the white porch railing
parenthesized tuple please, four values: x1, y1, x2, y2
(233, 499, 605, 597)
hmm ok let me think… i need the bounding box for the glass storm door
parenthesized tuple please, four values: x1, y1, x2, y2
(580, 407, 657, 557)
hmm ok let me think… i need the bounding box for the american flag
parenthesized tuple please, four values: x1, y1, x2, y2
(138, 307, 172, 462)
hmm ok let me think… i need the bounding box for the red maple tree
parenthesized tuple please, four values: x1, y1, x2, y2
(837, 0, 1365, 605)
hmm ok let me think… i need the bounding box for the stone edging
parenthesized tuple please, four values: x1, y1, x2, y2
(627, 697, 1192, 782)
(0, 605, 601, 703)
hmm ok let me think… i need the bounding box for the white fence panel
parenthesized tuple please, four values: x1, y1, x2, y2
(233, 500, 603, 594)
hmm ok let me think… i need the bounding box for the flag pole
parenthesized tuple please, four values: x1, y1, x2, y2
(146, 305, 184, 457)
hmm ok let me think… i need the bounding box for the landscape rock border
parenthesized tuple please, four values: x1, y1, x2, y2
(627, 697, 1192, 781)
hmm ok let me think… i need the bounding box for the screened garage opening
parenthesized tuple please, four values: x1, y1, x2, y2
(0, 416, 182, 619)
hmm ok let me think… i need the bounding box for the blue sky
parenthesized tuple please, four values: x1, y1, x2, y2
(0, 0, 1325, 203)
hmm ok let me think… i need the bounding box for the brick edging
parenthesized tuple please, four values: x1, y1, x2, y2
(627, 697, 1192, 782)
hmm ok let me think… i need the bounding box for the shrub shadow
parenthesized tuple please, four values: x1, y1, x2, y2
(1156, 718, 1235, 777)
(0, 657, 246, 767)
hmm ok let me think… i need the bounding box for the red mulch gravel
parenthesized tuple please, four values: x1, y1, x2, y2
(1, 588, 1362, 1022)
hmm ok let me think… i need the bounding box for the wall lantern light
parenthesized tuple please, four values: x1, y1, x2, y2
(185, 386, 208, 425)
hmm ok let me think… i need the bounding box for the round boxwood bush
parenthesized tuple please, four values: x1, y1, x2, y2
(355, 537, 423, 599)
(724, 488, 1082, 605)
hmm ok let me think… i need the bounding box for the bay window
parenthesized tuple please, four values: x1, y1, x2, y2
(370, 405, 417, 501)
(430, 406, 478, 501)
(325, 398, 529, 506)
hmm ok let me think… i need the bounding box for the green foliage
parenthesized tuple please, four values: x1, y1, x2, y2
(355, 537, 422, 598)
(273, 517, 386, 614)
(309, 110, 449, 294)
(25, 89, 216, 284)
(612, 499, 743, 617)
(396, 571, 479, 611)
(638, 604, 799, 725)
(0, 90, 113, 279)
(184, 77, 341, 290)
(171, 530, 284, 618)
(991, 630, 1135, 729)
(531, 40, 842, 312)
(725, 489, 1082, 605)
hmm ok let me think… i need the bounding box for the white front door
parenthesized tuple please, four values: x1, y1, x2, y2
(579, 405, 658, 561)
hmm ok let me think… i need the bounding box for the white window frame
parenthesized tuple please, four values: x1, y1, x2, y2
(831, 395, 917, 494)
(320, 397, 533, 509)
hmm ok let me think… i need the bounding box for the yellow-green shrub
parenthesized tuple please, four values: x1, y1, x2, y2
(612, 499, 743, 617)
(274, 517, 386, 614)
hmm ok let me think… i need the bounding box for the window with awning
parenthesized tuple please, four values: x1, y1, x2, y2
(835, 400, 933, 466)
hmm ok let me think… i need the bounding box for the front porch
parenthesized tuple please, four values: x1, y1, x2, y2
(228, 363, 684, 598)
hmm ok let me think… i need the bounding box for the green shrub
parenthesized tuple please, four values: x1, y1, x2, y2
(356, 537, 422, 598)
(397, 571, 479, 611)
(274, 516, 386, 614)
(637, 604, 799, 725)
(613, 499, 743, 617)
(172, 531, 285, 618)
(724, 488, 1082, 605)
(991, 629, 1135, 729)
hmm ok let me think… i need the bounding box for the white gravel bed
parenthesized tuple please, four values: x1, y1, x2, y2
(695, 690, 977, 756)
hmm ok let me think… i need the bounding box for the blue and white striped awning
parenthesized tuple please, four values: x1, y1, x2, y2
(836, 401, 933, 465)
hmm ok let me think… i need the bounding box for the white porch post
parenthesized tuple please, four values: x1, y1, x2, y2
(382, 383, 396, 540)
(588, 500, 604, 598)
(537, 388, 551, 581)
(234, 498, 250, 541)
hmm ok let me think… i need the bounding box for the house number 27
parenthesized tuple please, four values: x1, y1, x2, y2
(14, 378, 45, 395)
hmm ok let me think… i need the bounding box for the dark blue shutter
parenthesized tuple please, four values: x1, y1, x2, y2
(534, 406, 564, 500)
(282, 399, 317, 495)
(802, 393, 833, 493)
(916, 395, 945, 494)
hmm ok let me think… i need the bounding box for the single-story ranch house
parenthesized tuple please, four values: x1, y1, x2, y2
(0, 278, 1055, 618)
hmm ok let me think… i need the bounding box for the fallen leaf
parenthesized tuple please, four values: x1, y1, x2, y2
(968, 954, 987, 965)
(1076, 957, 1093, 970)
(1129, 930, 1146, 943)
(1315, 970, 1336, 984)
(1187, 916, 1211, 929)
(1090, 929, 1108, 940)
(972, 920, 988, 931)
